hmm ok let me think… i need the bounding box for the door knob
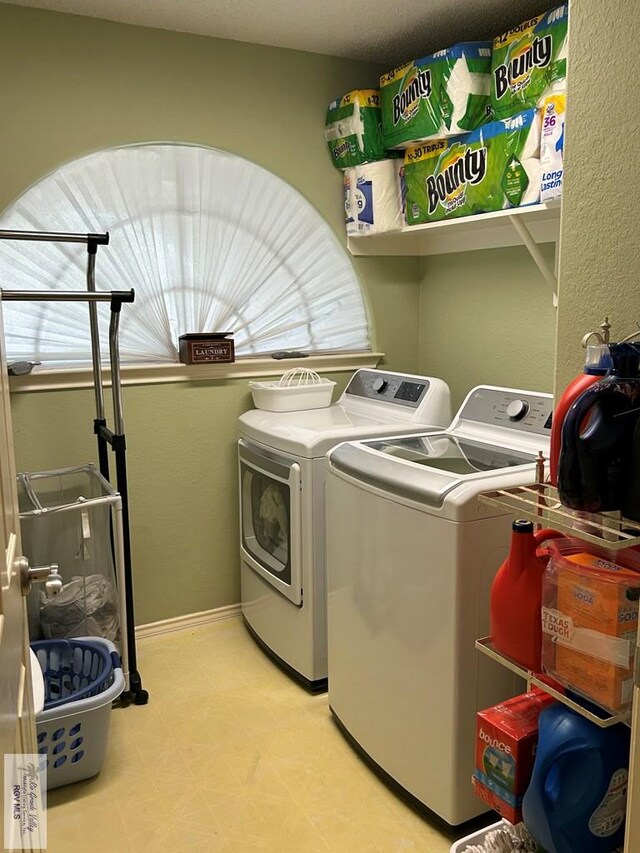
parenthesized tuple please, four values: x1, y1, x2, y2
(18, 557, 62, 598)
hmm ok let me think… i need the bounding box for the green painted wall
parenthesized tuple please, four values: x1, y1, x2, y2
(11, 379, 284, 622)
(0, 4, 420, 623)
(9, 2, 611, 625)
(418, 0, 640, 418)
(554, 0, 640, 394)
(419, 245, 557, 409)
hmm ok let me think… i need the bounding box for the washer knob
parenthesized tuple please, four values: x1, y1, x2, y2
(371, 377, 387, 394)
(507, 399, 529, 421)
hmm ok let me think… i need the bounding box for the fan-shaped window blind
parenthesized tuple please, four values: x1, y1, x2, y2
(0, 143, 370, 366)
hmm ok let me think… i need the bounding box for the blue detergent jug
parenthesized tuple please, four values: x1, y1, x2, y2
(522, 704, 630, 853)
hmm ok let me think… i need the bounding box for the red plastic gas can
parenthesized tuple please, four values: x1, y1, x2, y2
(490, 521, 564, 672)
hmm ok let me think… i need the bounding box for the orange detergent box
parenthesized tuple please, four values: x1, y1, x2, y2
(472, 690, 556, 824)
(542, 551, 640, 712)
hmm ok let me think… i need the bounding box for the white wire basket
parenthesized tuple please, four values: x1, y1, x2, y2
(451, 820, 542, 852)
(249, 368, 336, 412)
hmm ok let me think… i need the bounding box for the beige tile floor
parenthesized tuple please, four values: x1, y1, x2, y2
(44, 617, 471, 853)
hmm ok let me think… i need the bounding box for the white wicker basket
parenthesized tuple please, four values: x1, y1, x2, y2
(249, 368, 336, 412)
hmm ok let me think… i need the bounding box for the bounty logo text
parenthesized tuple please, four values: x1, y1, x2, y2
(494, 35, 552, 99)
(393, 70, 432, 125)
(426, 147, 487, 214)
(332, 141, 351, 160)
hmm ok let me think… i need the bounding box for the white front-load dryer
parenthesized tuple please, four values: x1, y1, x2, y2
(326, 385, 554, 824)
(238, 369, 451, 692)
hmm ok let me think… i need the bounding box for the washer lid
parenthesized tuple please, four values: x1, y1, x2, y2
(328, 434, 538, 509)
(367, 434, 535, 474)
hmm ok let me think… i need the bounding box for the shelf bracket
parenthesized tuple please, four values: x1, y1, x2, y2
(508, 213, 558, 307)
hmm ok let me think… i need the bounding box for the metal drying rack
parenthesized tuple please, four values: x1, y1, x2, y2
(0, 228, 148, 706)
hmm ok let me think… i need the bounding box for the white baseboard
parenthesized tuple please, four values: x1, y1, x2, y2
(135, 603, 242, 639)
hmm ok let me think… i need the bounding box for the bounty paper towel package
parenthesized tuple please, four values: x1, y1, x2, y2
(404, 108, 541, 225)
(491, 5, 569, 121)
(345, 159, 404, 236)
(403, 139, 449, 223)
(540, 93, 565, 202)
(325, 89, 385, 170)
(380, 42, 492, 150)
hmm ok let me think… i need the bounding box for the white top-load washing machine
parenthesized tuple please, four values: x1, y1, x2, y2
(326, 385, 554, 824)
(238, 369, 451, 692)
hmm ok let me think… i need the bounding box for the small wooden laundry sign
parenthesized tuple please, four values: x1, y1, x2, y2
(178, 333, 235, 364)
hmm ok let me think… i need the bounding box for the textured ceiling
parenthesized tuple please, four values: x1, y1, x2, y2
(5, 0, 554, 65)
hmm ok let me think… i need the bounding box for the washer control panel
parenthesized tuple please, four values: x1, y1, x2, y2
(345, 370, 431, 409)
(459, 387, 553, 436)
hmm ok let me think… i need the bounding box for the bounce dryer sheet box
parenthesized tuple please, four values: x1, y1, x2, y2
(491, 5, 569, 121)
(403, 108, 540, 225)
(542, 552, 640, 712)
(540, 93, 566, 202)
(380, 43, 492, 150)
(473, 690, 556, 825)
(325, 89, 386, 170)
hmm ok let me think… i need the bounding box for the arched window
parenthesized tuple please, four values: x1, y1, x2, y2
(0, 143, 370, 367)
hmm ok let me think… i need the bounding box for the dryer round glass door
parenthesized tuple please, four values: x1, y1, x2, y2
(238, 439, 302, 605)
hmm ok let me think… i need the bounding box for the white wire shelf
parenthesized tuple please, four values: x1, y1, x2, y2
(347, 202, 560, 256)
(476, 637, 631, 729)
(346, 202, 561, 302)
(479, 482, 640, 551)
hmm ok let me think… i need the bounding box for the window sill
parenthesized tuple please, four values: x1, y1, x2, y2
(9, 351, 384, 393)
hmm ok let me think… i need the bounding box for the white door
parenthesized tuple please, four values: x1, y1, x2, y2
(625, 672, 640, 851)
(0, 295, 44, 851)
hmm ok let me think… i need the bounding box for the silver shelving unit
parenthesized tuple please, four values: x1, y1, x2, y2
(475, 637, 630, 729)
(479, 482, 640, 551)
(1, 228, 148, 706)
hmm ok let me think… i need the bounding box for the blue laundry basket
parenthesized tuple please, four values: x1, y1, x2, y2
(32, 637, 124, 790)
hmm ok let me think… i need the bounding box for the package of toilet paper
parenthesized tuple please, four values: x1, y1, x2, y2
(404, 108, 541, 225)
(345, 159, 404, 236)
(325, 89, 386, 170)
(540, 93, 565, 202)
(343, 169, 356, 228)
(491, 5, 569, 120)
(380, 42, 493, 150)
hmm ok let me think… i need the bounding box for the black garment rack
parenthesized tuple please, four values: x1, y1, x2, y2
(0, 228, 148, 706)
